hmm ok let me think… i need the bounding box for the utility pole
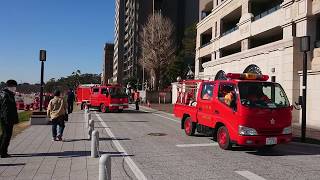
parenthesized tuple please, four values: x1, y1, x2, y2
(299, 36, 310, 142)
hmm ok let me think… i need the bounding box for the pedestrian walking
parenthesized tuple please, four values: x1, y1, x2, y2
(133, 89, 140, 110)
(0, 80, 19, 158)
(47, 90, 67, 141)
(67, 88, 75, 114)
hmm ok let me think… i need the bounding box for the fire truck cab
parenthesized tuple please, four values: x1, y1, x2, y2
(173, 73, 292, 150)
(89, 85, 129, 113)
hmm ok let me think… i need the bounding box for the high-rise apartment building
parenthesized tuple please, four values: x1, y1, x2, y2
(102, 43, 114, 85)
(113, 0, 199, 84)
(113, 0, 126, 84)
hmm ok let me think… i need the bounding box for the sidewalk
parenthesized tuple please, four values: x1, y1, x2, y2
(142, 103, 320, 143)
(0, 112, 134, 180)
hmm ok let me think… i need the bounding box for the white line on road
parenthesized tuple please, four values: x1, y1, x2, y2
(95, 113, 147, 180)
(176, 143, 218, 147)
(133, 106, 180, 124)
(235, 171, 266, 180)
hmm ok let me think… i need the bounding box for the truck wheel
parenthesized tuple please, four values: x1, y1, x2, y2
(100, 104, 107, 113)
(217, 126, 232, 150)
(184, 117, 195, 136)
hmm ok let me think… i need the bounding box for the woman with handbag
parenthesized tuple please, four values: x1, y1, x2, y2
(47, 90, 67, 141)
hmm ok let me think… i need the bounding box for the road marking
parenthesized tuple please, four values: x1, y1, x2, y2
(95, 113, 147, 180)
(235, 171, 266, 180)
(176, 143, 218, 147)
(132, 106, 180, 124)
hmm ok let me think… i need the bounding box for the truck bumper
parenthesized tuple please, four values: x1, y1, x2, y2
(236, 134, 292, 147)
(109, 104, 129, 111)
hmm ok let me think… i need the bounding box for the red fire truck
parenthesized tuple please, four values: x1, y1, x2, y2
(76, 84, 97, 110)
(76, 84, 129, 112)
(173, 73, 292, 150)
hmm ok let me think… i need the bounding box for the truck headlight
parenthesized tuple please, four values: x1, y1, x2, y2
(239, 126, 258, 136)
(282, 126, 292, 134)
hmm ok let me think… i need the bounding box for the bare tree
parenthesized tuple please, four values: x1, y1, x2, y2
(139, 12, 176, 90)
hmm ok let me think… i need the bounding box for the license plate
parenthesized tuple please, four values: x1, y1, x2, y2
(119, 106, 123, 109)
(266, 137, 277, 145)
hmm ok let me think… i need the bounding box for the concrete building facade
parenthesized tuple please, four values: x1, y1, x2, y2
(102, 43, 114, 85)
(195, 0, 320, 128)
(113, 0, 125, 84)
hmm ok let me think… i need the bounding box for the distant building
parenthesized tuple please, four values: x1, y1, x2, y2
(102, 43, 114, 85)
(113, 0, 200, 84)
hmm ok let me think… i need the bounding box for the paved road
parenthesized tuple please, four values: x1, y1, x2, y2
(1, 106, 320, 180)
(92, 106, 320, 180)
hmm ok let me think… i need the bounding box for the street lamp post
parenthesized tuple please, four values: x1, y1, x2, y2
(39, 49, 46, 112)
(299, 36, 310, 142)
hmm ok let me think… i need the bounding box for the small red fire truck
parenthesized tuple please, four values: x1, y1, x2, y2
(76, 84, 129, 112)
(173, 73, 292, 150)
(76, 84, 97, 110)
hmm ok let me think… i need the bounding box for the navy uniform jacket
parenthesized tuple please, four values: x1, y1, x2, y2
(0, 89, 18, 125)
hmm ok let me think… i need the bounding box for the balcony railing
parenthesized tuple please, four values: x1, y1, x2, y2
(253, 4, 281, 21)
(200, 41, 212, 49)
(221, 26, 239, 36)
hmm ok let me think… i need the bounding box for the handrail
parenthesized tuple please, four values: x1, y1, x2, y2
(221, 26, 239, 36)
(200, 41, 212, 48)
(253, 4, 281, 21)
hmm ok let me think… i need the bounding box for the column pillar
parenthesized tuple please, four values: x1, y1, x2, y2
(241, 38, 251, 51)
(239, 0, 253, 50)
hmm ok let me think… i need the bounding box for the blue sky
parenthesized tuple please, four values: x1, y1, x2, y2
(0, 0, 115, 84)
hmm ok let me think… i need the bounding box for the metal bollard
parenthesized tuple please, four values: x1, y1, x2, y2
(99, 154, 111, 180)
(91, 130, 99, 158)
(86, 113, 92, 128)
(88, 119, 94, 139)
(84, 106, 90, 113)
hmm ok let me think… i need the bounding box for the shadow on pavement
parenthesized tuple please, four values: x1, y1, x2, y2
(102, 120, 149, 123)
(10, 151, 126, 158)
(63, 137, 131, 142)
(0, 163, 26, 166)
(232, 143, 320, 156)
(114, 110, 151, 114)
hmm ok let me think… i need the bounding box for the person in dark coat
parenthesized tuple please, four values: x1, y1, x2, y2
(0, 80, 19, 158)
(67, 88, 75, 114)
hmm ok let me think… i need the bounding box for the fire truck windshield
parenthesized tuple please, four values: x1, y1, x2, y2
(238, 82, 290, 109)
(108, 87, 127, 98)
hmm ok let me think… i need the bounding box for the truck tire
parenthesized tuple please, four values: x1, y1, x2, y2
(184, 117, 195, 136)
(217, 126, 232, 150)
(100, 104, 108, 113)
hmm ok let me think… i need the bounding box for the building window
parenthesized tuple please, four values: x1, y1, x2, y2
(215, 70, 227, 80)
(200, 28, 212, 47)
(199, 56, 211, 72)
(316, 17, 320, 48)
(214, 22, 218, 37)
(252, 0, 283, 21)
(243, 64, 262, 75)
